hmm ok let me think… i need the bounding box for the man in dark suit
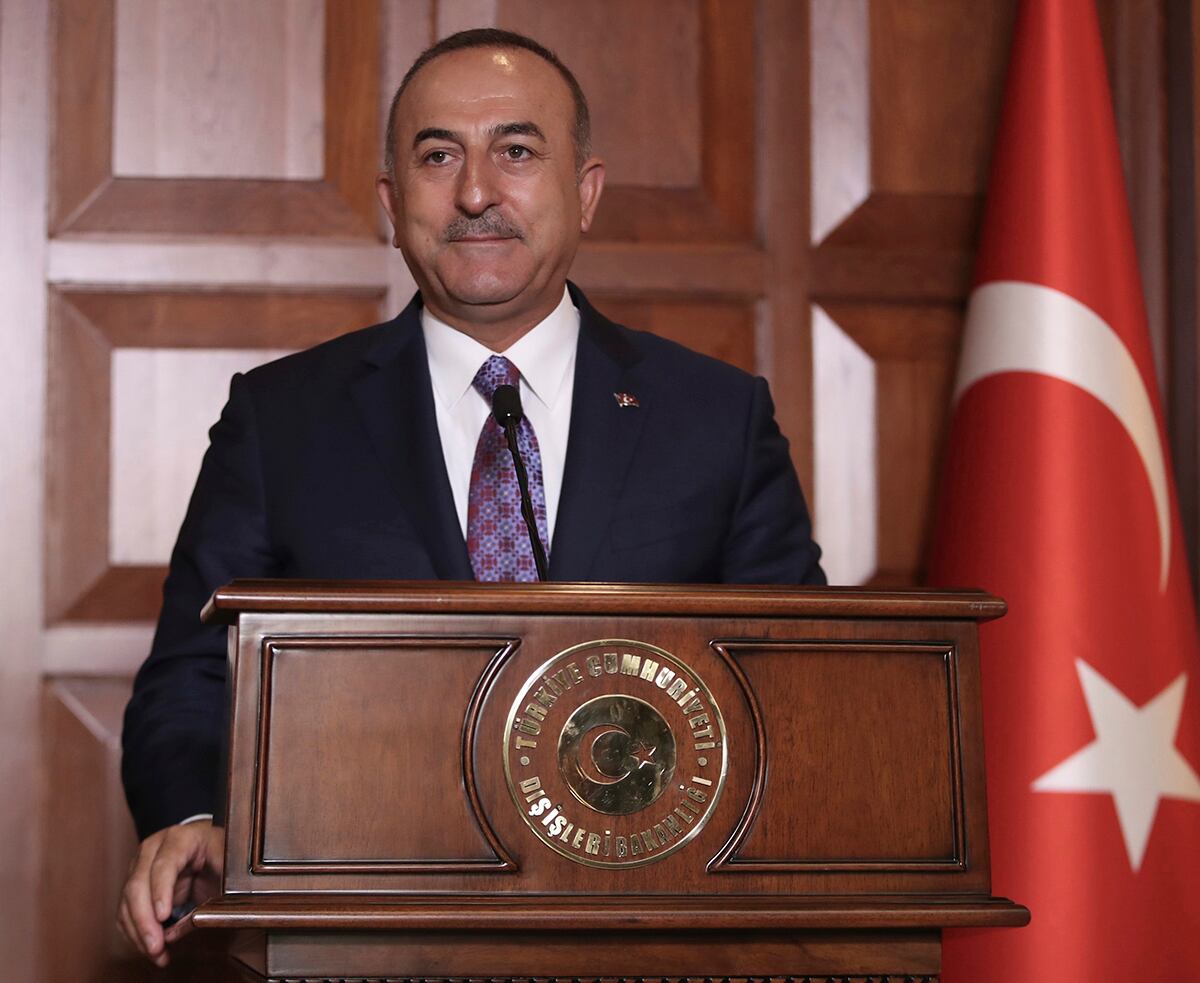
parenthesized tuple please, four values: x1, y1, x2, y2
(118, 28, 823, 967)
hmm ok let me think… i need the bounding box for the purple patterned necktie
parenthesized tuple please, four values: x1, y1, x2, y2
(467, 355, 550, 582)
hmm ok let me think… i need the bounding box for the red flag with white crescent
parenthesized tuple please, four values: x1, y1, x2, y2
(928, 0, 1200, 978)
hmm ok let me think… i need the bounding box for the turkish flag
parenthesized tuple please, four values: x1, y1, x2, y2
(927, 0, 1200, 978)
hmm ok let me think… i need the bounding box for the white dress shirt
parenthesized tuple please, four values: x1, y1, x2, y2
(422, 287, 579, 547)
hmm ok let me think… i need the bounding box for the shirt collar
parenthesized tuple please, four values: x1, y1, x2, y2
(421, 287, 579, 411)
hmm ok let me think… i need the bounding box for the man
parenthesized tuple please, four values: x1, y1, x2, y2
(118, 28, 824, 966)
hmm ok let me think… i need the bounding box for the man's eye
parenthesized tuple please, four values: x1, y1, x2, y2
(503, 145, 531, 161)
(423, 150, 451, 165)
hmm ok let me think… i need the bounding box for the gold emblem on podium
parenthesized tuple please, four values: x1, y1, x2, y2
(504, 639, 726, 867)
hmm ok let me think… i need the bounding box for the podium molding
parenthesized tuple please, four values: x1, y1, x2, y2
(195, 581, 1028, 981)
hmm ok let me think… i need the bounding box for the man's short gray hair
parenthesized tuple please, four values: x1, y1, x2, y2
(383, 28, 592, 180)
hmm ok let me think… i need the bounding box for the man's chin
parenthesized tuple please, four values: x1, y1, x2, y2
(440, 273, 529, 310)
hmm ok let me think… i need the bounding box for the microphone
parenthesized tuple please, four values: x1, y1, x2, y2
(491, 384, 550, 582)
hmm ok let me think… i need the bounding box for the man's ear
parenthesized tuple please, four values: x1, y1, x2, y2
(577, 157, 606, 233)
(375, 173, 403, 248)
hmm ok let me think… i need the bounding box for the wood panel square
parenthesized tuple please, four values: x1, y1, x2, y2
(113, 0, 324, 180)
(499, 0, 701, 190)
(723, 641, 963, 868)
(813, 303, 962, 586)
(109, 348, 292, 565)
(40, 677, 140, 979)
(45, 287, 383, 623)
(495, 0, 756, 243)
(254, 638, 508, 869)
(593, 295, 757, 373)
(53, 0, 381, 237)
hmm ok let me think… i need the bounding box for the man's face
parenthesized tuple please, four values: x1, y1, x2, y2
(378, 46, 604, 339)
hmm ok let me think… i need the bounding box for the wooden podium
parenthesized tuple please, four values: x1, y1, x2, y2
(194, 580, 1028, 982)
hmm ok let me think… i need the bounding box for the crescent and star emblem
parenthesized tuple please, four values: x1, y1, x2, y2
(957, 280, 1171, 590)
(573, 724, 652, 782)
(504, 640, 726, 867)
(557, 697, 674, 815)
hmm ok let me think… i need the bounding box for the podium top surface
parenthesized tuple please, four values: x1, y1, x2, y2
(203, 580, 1005, 625)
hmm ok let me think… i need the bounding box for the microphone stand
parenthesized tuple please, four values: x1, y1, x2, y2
(492, 385, 550, 582)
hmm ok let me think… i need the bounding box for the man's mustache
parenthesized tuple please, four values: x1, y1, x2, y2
(444, 210, 524, 241)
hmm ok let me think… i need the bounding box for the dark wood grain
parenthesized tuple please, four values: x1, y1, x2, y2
(763, 0, 816, 495)
(807, 0, 1181, 590)
(39, 676, 245, 982)
(253, 637, 515, 872)
(44, 288, 386, 625)
(60, 177, 377, 238)
(587, 188, 748, 244)
(1101, 0, 1170, 383)
(204, 581, 1007, 623)
(1168, 0, 1200, 606)
(219, 606, 1003, 898)
(64, 289, 384, 351)
(592, 296, 757, 374)
(197, 894, 1027, 931)
(230, 977, 938, 983)
(44, 293, 112, 622)
(700, 0, 757, 240)
(40, 678, 137, 981)
(818, 301, 963, 585)
(713, 642, 964, 870)
(57, 565, 164, 622)
(502, 3, 755, 245)
(51, 2, 382, 238)
(323, 0, 382, 236)
(250, 927, 942, 979)
(50, 0, 115, 229)
(571, 242, 767, 297)
(200, 582, 1024, 980)
(806, 0, 1004, 587)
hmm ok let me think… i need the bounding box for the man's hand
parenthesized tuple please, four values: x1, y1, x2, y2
(117, 820, 225, 967)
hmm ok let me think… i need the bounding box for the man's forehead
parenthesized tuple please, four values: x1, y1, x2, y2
(396, 46, 573, 134)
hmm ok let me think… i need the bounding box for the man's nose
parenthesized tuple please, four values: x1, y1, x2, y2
(455, 153, 502, 215)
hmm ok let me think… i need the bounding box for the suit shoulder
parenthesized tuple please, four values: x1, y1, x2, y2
(607, 319, 760, 394)
(239, 317, 404, 393)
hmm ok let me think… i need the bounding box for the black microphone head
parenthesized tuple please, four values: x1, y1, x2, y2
(491, 384, 523, 427)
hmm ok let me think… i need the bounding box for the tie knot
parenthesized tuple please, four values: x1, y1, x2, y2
(472, 354, 521, 401)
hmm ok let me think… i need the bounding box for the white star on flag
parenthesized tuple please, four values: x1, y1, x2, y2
(1032, 658, 1200, 871)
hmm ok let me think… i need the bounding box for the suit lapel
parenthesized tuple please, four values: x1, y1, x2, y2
(550, 287, 647, 581)
(351, 300, 473, 580)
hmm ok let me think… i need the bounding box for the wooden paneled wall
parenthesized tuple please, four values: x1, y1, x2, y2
(809, 0, 1172, 585)
(0, 1, 1185, 980)
(1168, 0, 1200, 592)
(0, 1, 50, 978)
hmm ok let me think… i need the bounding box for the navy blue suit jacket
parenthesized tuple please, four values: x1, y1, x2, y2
(121, 284, 824, 838)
